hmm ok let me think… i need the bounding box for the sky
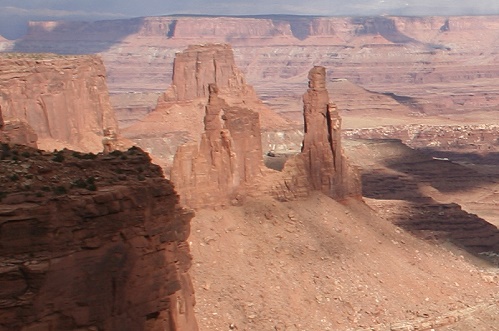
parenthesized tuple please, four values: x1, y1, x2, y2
(1, 0, 499, 38)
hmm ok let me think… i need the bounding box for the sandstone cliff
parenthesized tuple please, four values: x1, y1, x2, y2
(123, 43, 295, 169)
(0, 105, 38, 148)
(171, 84, 266, 209)
(272, 66, 361, 201)
(171, 67, 361, 209)
(14, 15, 499, 118)
(0, 145, 197, 331)
(0, 53, 119, 152)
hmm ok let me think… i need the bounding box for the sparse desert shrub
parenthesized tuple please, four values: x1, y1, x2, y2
(52, 152, 65, 162)
(81, 153, 97, 160)
(53, 185, 67, 195)
(72, 178, 87, 189)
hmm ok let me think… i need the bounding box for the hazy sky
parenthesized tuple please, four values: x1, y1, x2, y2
(1, 0, 499, 38)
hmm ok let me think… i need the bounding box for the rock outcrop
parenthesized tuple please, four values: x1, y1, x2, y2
(0, 105, 38, 148)
(171, 67, 360, 208)
(122, 43, 294, 170)
(171, 84, 265, 209)
(0, 146, 198, 331)
(0, 53, 120, 153)
(13, 15, 499, 117)
(273, 67, 361, 200)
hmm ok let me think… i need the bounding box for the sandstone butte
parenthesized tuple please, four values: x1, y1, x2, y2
(122, 43, 299, 169)
(171, 66, 361, 209)
(0, 145, 198, 331)
(11, 15, 499, 116)
(0, 53, 121, 153)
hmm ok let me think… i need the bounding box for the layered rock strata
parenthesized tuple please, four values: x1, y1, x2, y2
(13, 15, 499, 116)
(0, 53, 119, 152)
(273, 67, 361, 201)
(122, 43, 295, 169)
(0, 106, 38, 148)
(171, 67, 361, 209)
(171, 84, 265, 209)
(0, 145, 198, 331)
(344, 124, 499, 155)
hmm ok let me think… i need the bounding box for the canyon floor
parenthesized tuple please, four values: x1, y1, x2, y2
(189, 139, 498, 331)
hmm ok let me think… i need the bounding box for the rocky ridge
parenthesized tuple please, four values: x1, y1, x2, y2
(344, 124, 499, 156)
(0, 53, 120, 153)
(11, 15, 499, 117)
(0, 145, 198, 330)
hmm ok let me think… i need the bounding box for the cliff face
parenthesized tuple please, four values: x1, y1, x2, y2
(0, 53, 119, 152)
(162, 44, 251, 102)
(0, 105, 38, 147)
(123, 43, 293, 170)
(14, 15, 499, 117)
(171, 84, 265, 209)
(0, 145, 197, 331)
(171, 68, 361, 209)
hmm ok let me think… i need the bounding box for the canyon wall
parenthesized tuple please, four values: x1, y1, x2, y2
(11, 15, 499, 116)
(0, 145, 197, 331)
(0, 53, 119, 152)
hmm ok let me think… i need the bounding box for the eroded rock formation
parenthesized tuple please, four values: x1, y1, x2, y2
(171, 84, 265, 209)
(273, 66, 361, 200)
(0, 105, 38, 148)
(0, 53, 120, 152)
(171, 67, 361, 208)
(14, 15, 499, 117)
(123, 43, 294, 170)
(0, 146, 198, 331)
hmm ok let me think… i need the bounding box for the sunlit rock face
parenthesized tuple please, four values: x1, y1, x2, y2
(0, 53, 119, 152)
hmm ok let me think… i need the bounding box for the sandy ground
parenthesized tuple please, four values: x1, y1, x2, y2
(189, 192, 498, 330)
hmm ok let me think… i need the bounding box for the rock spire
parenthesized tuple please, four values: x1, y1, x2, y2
(171, 83, 265, 209)
(273, 66, 361, 200)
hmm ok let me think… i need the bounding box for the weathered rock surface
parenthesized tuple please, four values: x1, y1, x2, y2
(12, 15, 499, 117)
(171, 67, 361, 208)
(0, 106, 38, 148)
(344, 124, 499, 155)
(272, 67, 361, 201)
(171, 84, 265, 209)
(0, 145, 198, 331)
(122, 43, 295, 170)
(0, 53, 120, 153)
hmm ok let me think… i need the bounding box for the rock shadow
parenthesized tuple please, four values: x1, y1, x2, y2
(359, 140, 499, 262)
(13, 17, 147, 54)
